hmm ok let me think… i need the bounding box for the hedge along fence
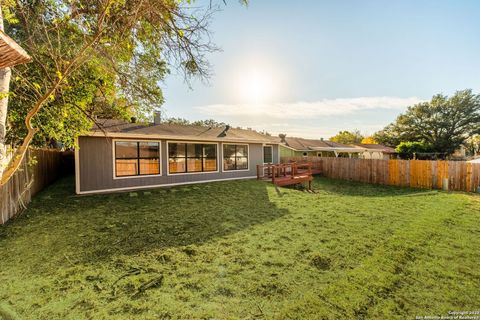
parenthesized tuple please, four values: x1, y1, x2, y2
(0, 148, 66, 224)
(281, 157, 480, 193)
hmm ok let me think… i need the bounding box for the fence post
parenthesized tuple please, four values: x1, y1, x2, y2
(442, 178, 449, 191)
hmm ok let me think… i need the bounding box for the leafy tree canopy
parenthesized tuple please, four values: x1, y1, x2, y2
(330, 130, 363, 145)
(164, 117, 228, 128)
(395, 141, 433, 160)
(374, 89, 480, 154)
(2, 0, 224, 149)
(465, 135, 480, 157)
(361, 136, 377, 144)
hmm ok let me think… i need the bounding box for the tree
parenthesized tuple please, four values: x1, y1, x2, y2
(361, 136, 377, 144)
(372, 123, 402, 147)
(0, 0, 228, 186)
(374, 90, 480, 154)
(164, 117, 227, 127)
(191, 119, 228, 128)
(465, 135, 480, 157)
(0, 5, 13, 177)
(395, 141, 433, 160)
(330, 130, 363, 145)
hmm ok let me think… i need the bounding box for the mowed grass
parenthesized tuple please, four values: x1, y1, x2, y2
(0, 177, 479, 319)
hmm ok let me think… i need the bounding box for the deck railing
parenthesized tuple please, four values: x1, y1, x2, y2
(256, 162, 313, 188)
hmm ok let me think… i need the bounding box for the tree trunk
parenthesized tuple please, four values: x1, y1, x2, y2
(0, 7, 12, 178)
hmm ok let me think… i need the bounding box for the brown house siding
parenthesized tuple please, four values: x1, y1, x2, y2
(76, 136, 278, 194)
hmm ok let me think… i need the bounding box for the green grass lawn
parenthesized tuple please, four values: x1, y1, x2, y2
(0, 177, 479, 320)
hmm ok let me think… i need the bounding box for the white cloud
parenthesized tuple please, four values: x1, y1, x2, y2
(195, 96, 422, 120)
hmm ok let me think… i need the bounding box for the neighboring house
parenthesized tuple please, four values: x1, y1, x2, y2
(278, 135, 369, 158)
(75, 117, 279, 194)
(351, 143, 397, 160)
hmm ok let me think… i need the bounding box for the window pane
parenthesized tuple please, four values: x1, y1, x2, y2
(236, 156, 248, 170)
(187, 158, 202, 172)
(139, 142, 159, 158)
(187, 144, 203, 158)
(236, 145, 248, 157)
(139, 159, 160, 175)
(223, 144, 236, 159)
(203, 158, 217, 171)
(263, 146, 273, 163)
(203, 144, 217, 158)
(116, 159, 138, 176)
(169, 158, 186, 173)
(224, 159, 236, 171)
(116, 141, 138, 159)
(169, 143, 186, 158)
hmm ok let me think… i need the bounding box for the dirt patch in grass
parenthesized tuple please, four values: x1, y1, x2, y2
(310, 254, 331, 271)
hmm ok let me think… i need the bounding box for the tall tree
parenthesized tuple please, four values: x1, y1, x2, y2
(374, 90, 480, 154)
(0, 6, 12, 177)
(330, 129, 363, 145)
(0, 0, 225, 186)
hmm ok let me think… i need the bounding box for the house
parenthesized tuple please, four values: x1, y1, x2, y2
(351, 143, 397, 160)
(75, 117, 279, 194)
(277, 135, 397, 159)
(278, 135, 368, 158)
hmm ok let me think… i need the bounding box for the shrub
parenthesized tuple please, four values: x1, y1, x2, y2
(395, 141, 433, 159)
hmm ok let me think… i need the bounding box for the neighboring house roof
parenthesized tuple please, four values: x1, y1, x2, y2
(279, 136, 348, 151)
(278, 136, 366, 153)
(352, 143, 396, 154)
(277, 137, 397, 154)
(0, 30, 31, 68)
(86, 118, 279, 144)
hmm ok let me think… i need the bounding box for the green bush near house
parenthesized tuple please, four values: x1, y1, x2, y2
(0, 177, 479, 319)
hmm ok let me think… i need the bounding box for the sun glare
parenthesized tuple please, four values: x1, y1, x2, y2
(230, 55, 287, 104)
(237, 69, 275, 103)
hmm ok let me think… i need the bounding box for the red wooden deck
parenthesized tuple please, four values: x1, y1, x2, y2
(256, 162, 315, 190)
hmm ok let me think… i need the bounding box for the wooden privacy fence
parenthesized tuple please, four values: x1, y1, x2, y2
(281, 157, 480, 193)
(0, 148, 65, 224)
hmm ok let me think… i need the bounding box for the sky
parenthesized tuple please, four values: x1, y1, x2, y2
(161, 0, 480, 139)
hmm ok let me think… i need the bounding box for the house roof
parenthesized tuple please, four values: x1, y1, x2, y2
(278, 136, 353, 151)
(352, 143, 396, 153)
(86, 118, 279, 144)
(0, 30, 31, 69)
(278, 137, 397, 154)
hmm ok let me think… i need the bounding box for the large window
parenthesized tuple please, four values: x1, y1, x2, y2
(168, 142, 217, 174)
(263, 145, 273, 163)
(223, 144, 249, 171)
(115, 141, 160, 177)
